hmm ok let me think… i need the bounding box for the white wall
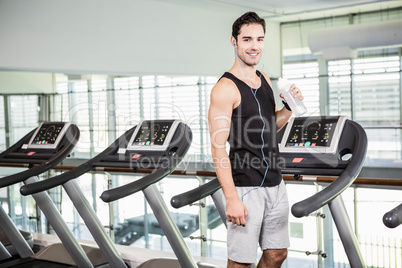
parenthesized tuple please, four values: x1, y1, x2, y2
(0, 0, 236, 77)
(0, 72, 54, 94)
(264, 21, 281, 78)
(0, 0, 283, 93)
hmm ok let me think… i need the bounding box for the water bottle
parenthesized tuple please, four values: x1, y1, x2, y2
(277, 77, 307, 117)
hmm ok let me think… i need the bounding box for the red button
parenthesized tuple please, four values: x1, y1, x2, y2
(132, 154, 142, 159)
(292, 158, 303, 163)
(27, 152, 35, 156)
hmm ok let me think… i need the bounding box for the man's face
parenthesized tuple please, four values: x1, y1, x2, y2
(233, 23, 265, 67)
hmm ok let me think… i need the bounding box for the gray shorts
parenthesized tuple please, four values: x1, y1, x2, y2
(224, 180, 290, 264)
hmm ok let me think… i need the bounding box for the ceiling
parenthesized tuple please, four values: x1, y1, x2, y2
(152, 0, 402, 22)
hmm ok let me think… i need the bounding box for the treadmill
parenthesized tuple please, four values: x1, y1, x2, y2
(0, 122, 111, 268)
(171, 116, 368, 268)
(21, 120, 218, 268)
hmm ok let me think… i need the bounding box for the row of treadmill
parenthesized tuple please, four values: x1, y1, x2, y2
(0, 117, 400, 268)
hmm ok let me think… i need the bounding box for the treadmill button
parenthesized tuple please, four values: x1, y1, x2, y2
(292, 158, 303, 163)
(132, 154, 142, 159)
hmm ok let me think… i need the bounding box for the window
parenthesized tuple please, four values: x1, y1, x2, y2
(53, 74, 70, 122)
(8, 95, 39, 144)
(328, 54, 402, 161)
(114, 77, 141, 137)
(113, 75, 216, 162)
(68, 81, 91, 157)
(328, 60, 352, 118)
(90, 78, 108, 153)
(353, 56, 400, 122)
(282, 61, 320, 116)
(55, 75, 217, 160)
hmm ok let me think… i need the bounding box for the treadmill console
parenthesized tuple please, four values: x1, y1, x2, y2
(125, 120, 181, 152)
(279, 116, 347, 154)
(27, 122, 72, 149)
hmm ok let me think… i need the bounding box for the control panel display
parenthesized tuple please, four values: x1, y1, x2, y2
(285, 118, 339, 148)
(279, 116, 346, 154)
(27, 122, 71, 149)
(132, 121, 173, 146)
(31, 123, 66, 145)
(126, 120, 181, 152)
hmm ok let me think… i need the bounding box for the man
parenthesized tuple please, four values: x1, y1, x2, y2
(208, 12, 304, 268)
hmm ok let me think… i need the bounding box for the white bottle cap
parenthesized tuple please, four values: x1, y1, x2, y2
(276, 77, 290, 93)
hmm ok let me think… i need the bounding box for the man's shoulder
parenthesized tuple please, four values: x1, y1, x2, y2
(209, 75, 240, 108)
(211, 75, 238, 96)
(260, 71, 273, 88)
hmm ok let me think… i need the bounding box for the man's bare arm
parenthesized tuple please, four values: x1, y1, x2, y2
(208, 79, 248, 226)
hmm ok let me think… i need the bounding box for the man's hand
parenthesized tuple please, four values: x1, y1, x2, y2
(226, 196, 248, 227)
(279, 83, 304, 100)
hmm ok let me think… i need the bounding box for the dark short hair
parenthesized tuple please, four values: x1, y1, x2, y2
(232, 12, 266, 41)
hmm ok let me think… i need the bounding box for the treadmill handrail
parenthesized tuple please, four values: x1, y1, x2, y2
(20, 127, 135, 196)
(291, 120, 368, 218)
(170, 178, 221, 209)
(101, 167, 172, 202)
(0, 125, 80, 189)
(100, 124, 192, 202)
(383, 203, 402, 228)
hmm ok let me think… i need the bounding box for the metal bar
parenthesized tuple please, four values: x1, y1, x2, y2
(322, 205, 334, 268)
(0, 241, 12, 260)
(0, 205, 33, 258)
(315, 183, 323, 268)
(211, 189, 227, 229)
(354, 188, 358, 236)
(399, 47, 402, 160)
(144, 194, 149, 248)
(63, 180, 127, 268)
(35, 203, 43, 233)
(91, 174, 97, 215)
(139, 77, 144, 120)
(153, 76, 159, 120)
(328, 195, 366, 268)
(198, 79, 205, 163)
(3, 96, 10, 148)
(143, 184, 198, 268)
(6, 185, 15, 223)
(107, 176, 115, 241)
(106, 76, 116, 144)
(197, 177, 207, 257)
(25, 176, 94, 268)
(21, 185, 27, 231)
(87, 80, 95, 158)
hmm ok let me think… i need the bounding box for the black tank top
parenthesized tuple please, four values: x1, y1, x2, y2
(220, 71, 283, 187)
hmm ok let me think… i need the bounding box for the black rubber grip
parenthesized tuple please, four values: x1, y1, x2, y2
(171, 178, 221, 209)
(383, 203, 402, 228)
(101, 168, 171, 202)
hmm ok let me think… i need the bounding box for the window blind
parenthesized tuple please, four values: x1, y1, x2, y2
(282, 61, 320, 115)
